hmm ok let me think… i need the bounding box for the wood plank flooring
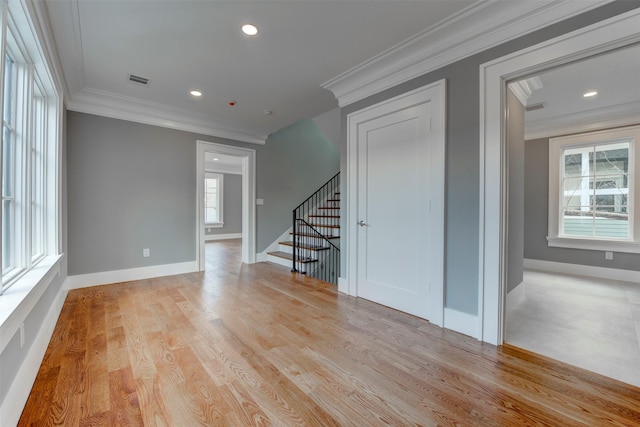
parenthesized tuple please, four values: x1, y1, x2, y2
(19, 240, 640, 426)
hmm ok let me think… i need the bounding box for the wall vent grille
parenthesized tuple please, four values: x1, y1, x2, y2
(525, 102, 546, 112)
(128, 74, 150, 86)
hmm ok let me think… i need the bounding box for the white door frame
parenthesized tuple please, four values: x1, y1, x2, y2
(196, 141, 256, 269)
(345, 80, 446, 327)
(478, 9, 640, 345)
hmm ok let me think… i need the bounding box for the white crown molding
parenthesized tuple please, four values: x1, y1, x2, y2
(322, 0, 611, 107)
(507, 81, 531, 107)
(525, 100, 640, 140)
(68, 88, 267, 144)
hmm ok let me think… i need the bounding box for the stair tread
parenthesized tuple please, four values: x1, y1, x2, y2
(279, 241, 329, 251)
(318, 207, 340, 210)
(290, 232, 340, 238)
(309, 214, 340, 218)
(268, 251, 317, 263)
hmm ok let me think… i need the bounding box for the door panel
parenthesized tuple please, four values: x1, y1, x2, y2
(356, 103, 431, 319)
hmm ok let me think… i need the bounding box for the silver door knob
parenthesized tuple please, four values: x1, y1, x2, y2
(358, 220, 368, 226)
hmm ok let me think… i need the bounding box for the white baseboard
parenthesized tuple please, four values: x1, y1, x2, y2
(0, 277, 69, 426)
(507, 281, 526, 311)
(205, 233, 242, 242)
(524, 258, 640, 284)
(444, 307, 479, 339)
(68, 261, 198, 289)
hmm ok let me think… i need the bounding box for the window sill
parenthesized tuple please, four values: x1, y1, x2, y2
(0, 254, 64, 353)
(547, 236, 640, 254)
(206, 223, 224, 229)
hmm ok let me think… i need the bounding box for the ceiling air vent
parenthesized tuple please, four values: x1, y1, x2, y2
(128, 74, 150, 86)
(525, 102, 546, 112)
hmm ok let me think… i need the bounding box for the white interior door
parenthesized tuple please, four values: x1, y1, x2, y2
(356, 103, 432, 319)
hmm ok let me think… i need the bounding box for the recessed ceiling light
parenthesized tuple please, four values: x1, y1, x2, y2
(242, 24, 258, 36)
(583, 91, 598, 98)
(190, 90, 202, 97)
(213, 158, 219, 161)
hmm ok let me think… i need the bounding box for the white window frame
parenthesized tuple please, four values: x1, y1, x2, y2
(204, 172, 224, 228)
(548, 125, 640, 253)
(0, 0, 61, 298)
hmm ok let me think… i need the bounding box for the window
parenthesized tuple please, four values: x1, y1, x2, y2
(204, 172, 223, 227)
(1, 1, 61, 294)
(548, 125, 640, 253)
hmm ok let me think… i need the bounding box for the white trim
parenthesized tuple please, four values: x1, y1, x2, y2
(347, 80, 445, 327)
(322, 1, 609, 107)
(0, 276, 68, 427)
(67, 261, 197, 289)
(256, 252, 269, 263)
(506, 281, 526, 312)
(205, 233, 242, 242)
(524, 258, 640, 284)
(443, 308, 479, 339)
(68, 89, 267, 145)
(547, 237, 640, 254)
(479, 9, 640, 346)
(197, 141, 256, 269)
(0, 255, 63, 353)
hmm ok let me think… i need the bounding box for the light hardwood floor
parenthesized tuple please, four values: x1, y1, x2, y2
(19, 240, 640, 425)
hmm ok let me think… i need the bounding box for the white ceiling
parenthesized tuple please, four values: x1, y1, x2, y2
(519, 44, 640, 139)
(44, 0, 621, 144)
(204, 152, 242, 175)
(46, 0, 477, 142)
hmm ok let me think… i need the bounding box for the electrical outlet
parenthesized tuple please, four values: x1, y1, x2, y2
(605, 251, 613, 260)
(20, 324, 25, 348)
(143, 248, 150, 257)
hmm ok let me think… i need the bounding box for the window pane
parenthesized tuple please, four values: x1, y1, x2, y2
(204, 176, 220, 224)
(561, 141, 631, 239)
(562, 176, 587, 211)
(2, 199, 12, 272)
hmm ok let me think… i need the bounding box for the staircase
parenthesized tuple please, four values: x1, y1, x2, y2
(267, 173, 340, 284)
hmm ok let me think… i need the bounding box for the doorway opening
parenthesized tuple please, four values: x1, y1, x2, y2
(502, 44, 640, 387)
(196, 141, 256, 270)
(479, 8, 640, 347)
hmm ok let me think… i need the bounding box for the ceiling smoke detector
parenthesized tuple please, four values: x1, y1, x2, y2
(128, 74, 150, 86)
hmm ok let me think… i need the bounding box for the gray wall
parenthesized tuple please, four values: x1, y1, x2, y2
(313, 107, 341, 151)
(256, 118, 339, 251)
(67, 112, 339, 275)
(68, 113, 197, 274)
(524, 137, 640, 271)
(205, 173, 242, 236)
(340, 1, 639, 315)
(507, 90, 525, 293)
(0, 109, 69, 409)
